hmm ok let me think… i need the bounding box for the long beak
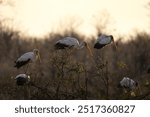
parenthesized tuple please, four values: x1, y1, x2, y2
(112, 40, 117, 50)
(38, 53, 41, 63)
(86, 44, 94, 57)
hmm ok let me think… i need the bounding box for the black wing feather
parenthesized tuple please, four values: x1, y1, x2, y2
(14, 59, 30, 69)
(55, 42, 71, 49)
(94, 43, 106, 49)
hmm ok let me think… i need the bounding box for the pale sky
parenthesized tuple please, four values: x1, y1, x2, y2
(0, 0, 150, 39)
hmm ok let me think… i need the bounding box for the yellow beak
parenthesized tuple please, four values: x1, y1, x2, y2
(38, 53, 41, 63)
(112, 40, 117, 50)
(85, 44, 94, 57)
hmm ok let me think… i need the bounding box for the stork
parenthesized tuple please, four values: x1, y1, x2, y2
(118, 77, 141, 96)
(119, 77, 138, 90)
(14, 49, 41, 69)
(94, 34, 117, 49)
(15, 74, 30, 86)
(54, 36, 93, 56)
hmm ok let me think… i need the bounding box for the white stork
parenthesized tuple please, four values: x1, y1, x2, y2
(14, 49, 41, 69)
(54, 36, 93, 56)
(118, 77, 141, 96)
(15, 74, 30, 86)
(94, 34, 117, 49)
(119, 77, 138, 90)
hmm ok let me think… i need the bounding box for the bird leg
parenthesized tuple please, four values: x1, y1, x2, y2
(25, 64, 30, 74)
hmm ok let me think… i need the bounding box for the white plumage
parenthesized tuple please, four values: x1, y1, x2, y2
(94, 34, 115, 49)
(119, 77, 138, 90)
(15, 74, 30, 86)
(14, 49, 41, 69)
(55, 37, 84, 49)
(17, 52, 36, 62)
(55, 36, 93, 56)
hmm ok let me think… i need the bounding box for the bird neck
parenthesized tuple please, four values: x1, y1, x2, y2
(78, 42, 85, 49)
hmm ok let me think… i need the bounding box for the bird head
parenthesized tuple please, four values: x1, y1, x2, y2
(33, 49, 39, 55)
(110, 35, 117, 50)
(33, 49, 41, 63)
(98, 33, 102, 37)
(110, 35, 114, 41)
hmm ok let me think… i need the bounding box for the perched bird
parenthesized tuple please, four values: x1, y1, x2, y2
(14, 49, 41, 69)
(118, 77, 138, 90)
(118, 77, 141, 96)
(94, 34, 117, 49)
(55, 36, 93, 56)
(15, 74, 30, 86)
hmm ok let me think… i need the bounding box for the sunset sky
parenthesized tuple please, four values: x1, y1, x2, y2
(0, 0, 150, 39)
